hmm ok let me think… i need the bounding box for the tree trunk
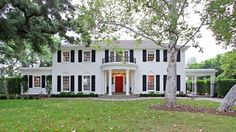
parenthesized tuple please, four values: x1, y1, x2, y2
(165, 0, 178, 107)
(217, 84, 236, 112)
(165, 46, 178, 107)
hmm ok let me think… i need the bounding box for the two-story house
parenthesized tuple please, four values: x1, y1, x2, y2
(20, 40, 189, 95)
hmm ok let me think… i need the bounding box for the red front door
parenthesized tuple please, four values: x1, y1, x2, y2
(115, 76, 123, 92)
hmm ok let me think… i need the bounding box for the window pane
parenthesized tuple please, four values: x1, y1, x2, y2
(148, 75, 154, 90)
(34, 76, 41, 87)
(124, 51, 129, 62)
(84, 51, 91, 62)
(63, 52, 70, 62)
(83, 76, 91, 91)
(148, 51, 155, 61)
(63, 76, 70, 91)
(110, 51, 114, 62)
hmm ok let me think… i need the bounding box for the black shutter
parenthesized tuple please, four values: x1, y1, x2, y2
(57, 50, 61, 63)
(143, 50, 146, 62)
(177, 75, 181, 91)
(78, 50, 82, 62)
(142, 75, 147, 91)
(29, 75, 33, 88)
(130, 50, 134, 62)
(78, 75, 82, 91)
(92, 75, 96, 91)
(57, 76, 61, 92)
(156, 50, 160, 62)
(156, 75, 160, 91)
(71, 76, 74, 92)
(163, 50, 167, 62)
(92, 50, 96, 62)
(177, 50, 181, 62)
(71, 50, 75, 62)
(163, 75, 167, 91)
(105, 50, 109, 63)
(42, 75, 46, 88)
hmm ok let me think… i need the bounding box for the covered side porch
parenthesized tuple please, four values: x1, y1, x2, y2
(185, 69, 217, 97)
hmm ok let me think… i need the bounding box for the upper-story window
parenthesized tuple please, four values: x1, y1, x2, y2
(147, 50, 155, 62)
(34, 76, 41, 88)
(63, 52, 70, 62)
(84, 51, 91, 62)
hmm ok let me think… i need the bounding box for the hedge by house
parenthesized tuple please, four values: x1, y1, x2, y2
(0, 77, 21, 95)
(186, 79, 210, 95)
(216, 79, 236, 98)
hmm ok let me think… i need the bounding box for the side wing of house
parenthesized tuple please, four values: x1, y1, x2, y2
(19, 67, 52, 95)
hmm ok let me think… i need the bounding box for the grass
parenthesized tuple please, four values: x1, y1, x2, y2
(0, 99, 235, 132)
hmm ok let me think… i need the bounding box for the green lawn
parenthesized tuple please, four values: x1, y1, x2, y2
(0, 99, 235, 132)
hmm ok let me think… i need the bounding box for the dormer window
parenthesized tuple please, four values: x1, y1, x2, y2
(147, 50, 155, 62)
(63, 52, 70, 62)
(84, 51, 91, 62)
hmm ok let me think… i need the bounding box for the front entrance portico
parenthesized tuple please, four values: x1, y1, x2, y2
(101, 64, 137, 96)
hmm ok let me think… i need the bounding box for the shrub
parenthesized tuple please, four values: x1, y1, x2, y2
(216, 79, 236, 98)
(140, 93, 188, 97)
(197, 80, 210, 95)
(0, 95, 7, 100)
(51, 92, 98, 98)
(7, 78, 21, 94)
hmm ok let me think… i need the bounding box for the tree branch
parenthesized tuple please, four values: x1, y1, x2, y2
(99, 21, 167, 48)
(177, 0, 187, 21)
(179, 18, 206, 49)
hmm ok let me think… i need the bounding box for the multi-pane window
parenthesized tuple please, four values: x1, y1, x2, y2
(147, 51, 155, 61)
(63, 76, 70, 91)
(110, 51, 114, 62)
(84, 51, 91, 62)
(83, 76, 91, 91)
(34, 76, 41, 87)
(124, 50, 129, 62)
(63, 52, 70, 62)
(147, 75, 154, 90)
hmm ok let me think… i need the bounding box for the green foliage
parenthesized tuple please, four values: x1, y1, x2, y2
(188, 51, 236, 78)
(196, 80, 210, 95)
(0, 0, 91, 52)
(51, 92, 98, 97)
(220, 50, 236, 78)
(6, 78, 21, 94)
(139, 93, 188, 97)
(0, 77, 21, 95)
(216, 79, 236, 98)
(207, 0, 236, 47)
(21, 75, 28, 93)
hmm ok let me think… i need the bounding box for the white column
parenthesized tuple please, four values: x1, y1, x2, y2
(104, 71, 107, 94)
(193, 76, 197, 95)
(108, 70, 112, 96)
(210, 75, 215, 97)
(126, 69, 130, 95)
(131, 71, 134, 93)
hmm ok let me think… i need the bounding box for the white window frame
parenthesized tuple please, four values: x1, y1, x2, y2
(83, 75, 91, 91)
(62, 76, 70, 92)
(147, 50, 155, 62)
(62, 51, 70, 62)
(83, 51, 91, 62)
(33, 76, 41, 88)
(147, 75, 155, 91)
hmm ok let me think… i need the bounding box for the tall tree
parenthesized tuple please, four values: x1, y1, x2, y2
(91, 0, 206, 107)
(0, 0, 92, 53)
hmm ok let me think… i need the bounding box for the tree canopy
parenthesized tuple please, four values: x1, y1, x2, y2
(188, 50, 236, 78)
(207, 0, 236, 48)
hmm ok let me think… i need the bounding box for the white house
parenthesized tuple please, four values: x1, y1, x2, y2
(20, 40, 190, 95)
